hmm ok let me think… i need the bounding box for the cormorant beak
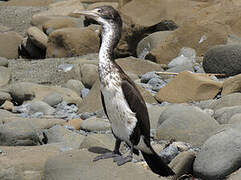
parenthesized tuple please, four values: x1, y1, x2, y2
(70, 9, 99, 19)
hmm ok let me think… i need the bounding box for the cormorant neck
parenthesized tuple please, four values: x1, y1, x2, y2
(99, 23, 121, 64)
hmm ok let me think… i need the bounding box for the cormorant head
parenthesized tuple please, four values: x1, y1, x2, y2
(73, 6, 122, 29)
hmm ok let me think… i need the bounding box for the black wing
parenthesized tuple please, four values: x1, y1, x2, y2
(101, 92, 109, 119)
(121, 78, 151, 145)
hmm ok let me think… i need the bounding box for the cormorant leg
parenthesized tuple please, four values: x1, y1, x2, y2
(93, 139, 121, 162)
(114, 144, 133, 166)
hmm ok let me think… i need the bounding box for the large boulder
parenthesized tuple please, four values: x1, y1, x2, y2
(46, 27, 100, 58)
(8, 82, 82, 106)
(193, 128, 241, 180)
(155, 104, 220, 147)
(155, 71, 222, 103)
(203, 45, 241, 77)
(42, 149, 161, 180)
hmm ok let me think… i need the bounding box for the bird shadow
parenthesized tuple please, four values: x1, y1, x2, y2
(88, 146, 111, 154)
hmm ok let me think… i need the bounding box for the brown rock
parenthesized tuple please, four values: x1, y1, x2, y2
(222, 74, 241, 96)
(120, 0, 205, 27)
(155, 71, 223, 103)
(46, 27, 100, 58)
(34, 0, 84, 17)
(147, 22, 228, 64)
(27, 26, 48, 50)
(42, 18, 77, 35)
(0, 31, 22, 59)
(169, 151, 196, 180)
(63, 118, 83, 130)
(116, 56, 163, 76)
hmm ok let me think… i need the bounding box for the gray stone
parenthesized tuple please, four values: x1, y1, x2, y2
(159, 143, 179, 164)
(156, 104, 220, 147)
(42, 149, 161, 180)
(141, 71, 160, 83)
(147, 77, 166, 92)
(203, 44, 241, 76)
(64, 79, 85, 95)
(79, 117, 111, 132)
(0, 57, 8, 67)
(167, 55, 193, 69)
(44, 125, 85, 149)
(29, 100, 55, 115)
(0, 117, 64, 146)
(0, 66, 11, 87)
(209, 93, 241, 110)
(193, 128, 241, 180)
(166, 63, 194, 73)
(214, 106, 241, 124)
(42, 92, 63, 107)
(81, 88, 89, 98)
(146, 103, 167, 129)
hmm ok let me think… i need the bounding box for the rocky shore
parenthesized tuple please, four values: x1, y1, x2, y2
(1, 0, 241, 179)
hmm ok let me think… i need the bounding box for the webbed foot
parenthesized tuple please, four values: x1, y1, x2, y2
(93, 151, 121, 162)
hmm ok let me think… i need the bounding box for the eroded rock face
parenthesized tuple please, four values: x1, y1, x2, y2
(46, 27, 100, 58)
(155, 71, 222, 103)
